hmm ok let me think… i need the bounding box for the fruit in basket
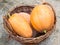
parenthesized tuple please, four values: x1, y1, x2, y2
(19, 12, 30, 24)
(8, 13, 32, 38)
(30, 5, 54, 32)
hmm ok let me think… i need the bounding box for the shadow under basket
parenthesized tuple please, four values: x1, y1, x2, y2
(3, 2, 56, 45)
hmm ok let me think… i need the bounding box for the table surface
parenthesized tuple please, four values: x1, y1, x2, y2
(0, 0, 59, 45)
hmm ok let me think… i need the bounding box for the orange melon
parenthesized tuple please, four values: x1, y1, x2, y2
(30, 5, 54, 32)
(8, 13, 32, 38)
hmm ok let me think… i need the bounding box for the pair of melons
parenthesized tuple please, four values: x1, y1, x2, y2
(8, 4, 54, 38)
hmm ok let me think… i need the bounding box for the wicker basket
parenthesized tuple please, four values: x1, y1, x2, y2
(3, 2, 56, 45)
